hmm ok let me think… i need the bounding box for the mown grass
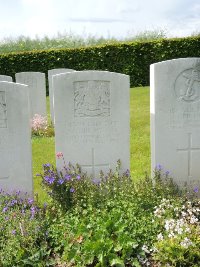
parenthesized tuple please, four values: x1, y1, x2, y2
(33, 87, 150, 201)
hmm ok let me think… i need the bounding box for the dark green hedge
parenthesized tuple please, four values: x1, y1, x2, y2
(0, 36, 200, 93)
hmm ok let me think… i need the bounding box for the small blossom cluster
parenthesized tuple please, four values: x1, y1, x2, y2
(40, 161, 82, 196)
(155, 198, 200, 249)
(0, 189, 41, 220)
(31, 114, 48, 135)
(0, 190, 47, 239)
(154, 198, 174, 218)
(180, 237, 194, 248)
(164, 218, 191, 238)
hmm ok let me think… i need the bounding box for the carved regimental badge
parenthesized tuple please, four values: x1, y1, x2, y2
(74, 81, 110, 117)
(174, 61, 200, 103)
(0, 91, 7, 127)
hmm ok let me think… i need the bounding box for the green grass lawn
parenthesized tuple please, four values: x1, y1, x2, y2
(33, 86, 150, 201)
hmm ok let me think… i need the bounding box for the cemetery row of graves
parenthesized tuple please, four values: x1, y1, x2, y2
(0, 58, 200, 195)
(0, 58, 200, 266)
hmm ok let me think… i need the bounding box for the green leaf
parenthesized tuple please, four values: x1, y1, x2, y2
(110, 257, 125, 266)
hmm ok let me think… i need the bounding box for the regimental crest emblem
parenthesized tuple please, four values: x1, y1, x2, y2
(174, 60, 200, 103)
(74, 80, 110, 117)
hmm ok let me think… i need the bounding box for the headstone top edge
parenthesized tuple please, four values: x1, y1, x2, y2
(15, 71, 45, 76)
(0, 81, 28, 87)
(0, 75, 12, 77)
(53, 70, 130, 80)
(150, 57, 200, 67)
(48, 68, 75, 73)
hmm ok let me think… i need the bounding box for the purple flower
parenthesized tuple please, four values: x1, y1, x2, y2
(28, 198, 34, 205)
(76, 175, 81, 180)
(194, 186, 199, 193)
(58, 179, 64, 185)
(10, 199, 17, 206)
(125, 169, 130, 177)
(2, 207, 8, 213)
(44, 176, 55, 184)
(165, 170, 170, 176)
(70, 188, 75, 193)
(30, 206, 37, 218)
(92, 179, 100, 185)
(156, 164, 162, 171)
(64, 174, 71, 181)
(12, 230, 16, 235)
(16, 190, 21, 195)
(43, 163, 51, 168)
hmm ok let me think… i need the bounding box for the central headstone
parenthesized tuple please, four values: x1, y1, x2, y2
(0, 81, 32, 195)
(150, 58, 200, 189)
(53, 71, 130, 178)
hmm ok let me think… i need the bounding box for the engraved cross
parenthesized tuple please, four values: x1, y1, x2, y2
(177, 133, 200, 180)
(81, 148, 110, 177)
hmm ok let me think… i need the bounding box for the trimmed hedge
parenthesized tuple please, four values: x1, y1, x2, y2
(0, 36, 200, 93)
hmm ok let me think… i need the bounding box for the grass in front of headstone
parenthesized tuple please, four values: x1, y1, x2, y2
(130, 86, 150, 179)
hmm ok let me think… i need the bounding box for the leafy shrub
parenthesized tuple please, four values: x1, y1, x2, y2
(1, 36, 200, 91)
(1, 161, 199, 266)
(39, 158, 185, 266)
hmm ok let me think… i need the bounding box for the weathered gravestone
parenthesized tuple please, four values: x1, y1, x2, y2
(53, 71, 130, 178)
(150, 57, 200, 189)
(0, 81, 33, 195)
(0, 75, 12, 82)
(15, 72, 46, 119)
(48, 68, 75, 124)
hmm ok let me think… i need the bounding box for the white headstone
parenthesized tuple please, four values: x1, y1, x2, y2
(48, 68, 75, 124)
(0, 75, 12, 82)
(15, 72, 46, 119)
(151, 57, 200, 189)
(0, 81, 33, 195)
(53, 71, 130, 178)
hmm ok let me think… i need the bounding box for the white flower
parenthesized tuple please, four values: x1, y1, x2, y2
(142, 245, 150, 254)
(190, 215, 198, 224)
(157, 233, 164, 240)
(180, 237, 193, 248)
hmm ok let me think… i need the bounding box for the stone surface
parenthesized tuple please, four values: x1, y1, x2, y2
(15, 72, 46, 118)
(53, 71, 130, 178)
(0, 81, 32, 195)
(48, 68, 75, 123)
(0, 75, 12, 82)
(150, 57, 200, 189)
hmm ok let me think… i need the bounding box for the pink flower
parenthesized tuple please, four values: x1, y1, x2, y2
(31, 114, 48, 132)
(56, 152, 63, 159)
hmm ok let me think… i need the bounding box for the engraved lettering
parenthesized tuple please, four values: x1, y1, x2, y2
(66, 120, 120, 144)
